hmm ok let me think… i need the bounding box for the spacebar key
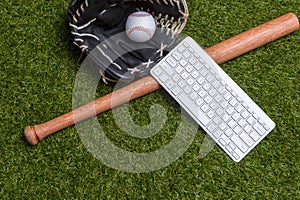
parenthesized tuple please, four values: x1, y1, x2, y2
(178, 93, 210, 126)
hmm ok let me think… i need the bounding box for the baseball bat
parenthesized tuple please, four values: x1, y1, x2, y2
(24, 12, 299, 145)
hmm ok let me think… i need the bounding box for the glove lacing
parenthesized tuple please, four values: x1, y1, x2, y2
(69, 0, 188, 83)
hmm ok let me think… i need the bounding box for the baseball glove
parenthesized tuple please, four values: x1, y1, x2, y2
(68, 0, 189, 83)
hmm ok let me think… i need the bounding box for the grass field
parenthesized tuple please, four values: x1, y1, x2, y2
(1, 0, 299, 199)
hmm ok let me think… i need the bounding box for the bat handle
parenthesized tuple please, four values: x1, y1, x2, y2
(24, 13, 299, 145)
(24, 76, 161, 145)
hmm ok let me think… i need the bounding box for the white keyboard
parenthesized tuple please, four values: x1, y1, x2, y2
(150, 37, 275, 162)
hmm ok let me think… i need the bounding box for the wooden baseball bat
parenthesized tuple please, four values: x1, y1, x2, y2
(24, 12, 299, 145)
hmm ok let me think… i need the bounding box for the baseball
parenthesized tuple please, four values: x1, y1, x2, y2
(125, 11, 156, 42)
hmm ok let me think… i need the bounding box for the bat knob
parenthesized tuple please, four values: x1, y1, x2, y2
(24, 126, 39, 145)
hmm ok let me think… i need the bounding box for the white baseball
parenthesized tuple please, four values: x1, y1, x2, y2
(125, 11, 156, 42)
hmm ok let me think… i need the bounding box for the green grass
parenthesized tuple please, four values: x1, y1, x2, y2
(1, 0, 299, 199)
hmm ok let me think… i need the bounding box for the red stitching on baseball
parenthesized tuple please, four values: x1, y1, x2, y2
(130, 13, 152, 17)
(128, 26, 152, 38)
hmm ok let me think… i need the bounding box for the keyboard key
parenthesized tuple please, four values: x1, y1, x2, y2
(197, 77, 205, 85)
(178, 80, 186, 88)
(188, 47, 195, 53)
(226, 85, 232, 92)
(198, 57, 204, 64)
(187, 78, 195, 85)
(233, 148, 243, 160)
(232, 152, 240, 160)
(189, 57, 197, 65)
(208, 89, 217, 97)
(217, 86, 226, 95)
(172, 86, 181, 96)
(229, 98, 238, 107)
(181, 72, 189, 79)
(231, 91, 237, 97)
(209, 102, 218, 110)
(200, 69, 209, 76)
(204, 96, 212, 104)
(224, 92, 232, 100)
(228, 142, 236, 150)
(244, 125, 252, 133)
(204, 63, 211, 70)
(236, 96, 242, 102)
(226, 107, 234, 115)
(161, 63, 174, 75)
(213, 129, 222, 139)
(239, 132, 254, 147)
(194, 63, 203, 70)
(231, 135, 248, 153)
(219, 122, 227, 131)
(216, 108, 224, 116)
(191, 71, 199, 79)
(242, 102, 248, 109)
(246, 116, 256, 125)
(221, 113, 230, 122)
(175, 66, 184, 74)
(264, 124, 270, 131)
(219, 138, 227, 146)
(190, 92, 198, 100)
(228, 119, 235, 128)
(152, 67, 163, 76)
(183, 51, 190, 59)
(232, 113, 240, 121)
(225, 145, 233, 153)
(220, 134, 231, 145)
(249, 131, 260, 141)
(159, 74, 169, 82)
(196, 98, 203, 106)
(253, 123, 266, 135)
(220, 101, 229, 109)
(166, 80, 175, 89)
(258, 118, 264, 125)
(192, 84, 201, 91)
(235, 104, 244, 113)
(201, 104, 209, 113)
(212, 80, 220, 89)
(184, 87, 192, 94)
(213, 116, 222, 125)
(206, 74, 214, 83)
(241, 110, 250, 119)
(203, 83, 210, 91)
(207, 110, 214, 119)
(178, 93, 210, 126)
(177, 45, 185, 52)
(238, 119, 247, 127)
(207, 124, 217, 132)
(225, 129, 233, 137)
(166, 57, 177, 67)
(233, 126, 242, 134)
(209, 68, 216, 75)
(248, 107, 254, 114)
(186, 64, 194, 72)
(172, 74, 180, 82)
(198, 90, 206, 98)
(172, 51, 181, 60)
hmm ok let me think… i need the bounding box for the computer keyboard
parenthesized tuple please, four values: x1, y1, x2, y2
(150, 37, 275, 162)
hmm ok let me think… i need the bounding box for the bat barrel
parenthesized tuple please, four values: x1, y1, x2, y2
(206, 12, 299, 63)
